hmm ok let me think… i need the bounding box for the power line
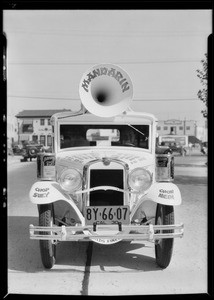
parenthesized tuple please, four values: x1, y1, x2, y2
(8, 95, 199, 101)
(5, 29, 209, 37)
(134, 98, 199, 102)
(8, 95, 79, 100)
(8, 59, 201, 65)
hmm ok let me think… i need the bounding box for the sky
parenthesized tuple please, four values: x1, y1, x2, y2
(3, 10, 212, 125)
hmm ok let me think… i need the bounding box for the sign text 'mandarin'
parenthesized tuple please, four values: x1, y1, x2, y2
(81, 67, 130, 93)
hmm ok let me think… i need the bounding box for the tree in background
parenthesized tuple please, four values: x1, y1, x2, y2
(196, 53, 208, 118)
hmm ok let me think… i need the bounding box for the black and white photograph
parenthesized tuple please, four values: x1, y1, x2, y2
(3, 8, 212, 296)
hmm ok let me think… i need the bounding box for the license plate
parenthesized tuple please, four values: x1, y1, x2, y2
(85, 206, 130, 225)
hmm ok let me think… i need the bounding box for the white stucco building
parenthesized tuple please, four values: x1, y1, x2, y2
(16, 110, 71, 147)
(156, 119, 207, 142)
(7, 114, 18, 148)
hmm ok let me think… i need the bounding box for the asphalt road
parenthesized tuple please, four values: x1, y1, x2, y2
(6, 155, 208, 295)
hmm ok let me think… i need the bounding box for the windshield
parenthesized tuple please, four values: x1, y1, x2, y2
(60, 124, 149, 149)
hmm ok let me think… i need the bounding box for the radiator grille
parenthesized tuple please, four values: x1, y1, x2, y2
(89, 169, 124, 206)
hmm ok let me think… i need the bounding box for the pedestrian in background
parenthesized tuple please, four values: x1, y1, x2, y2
(188, 142, 193, 156)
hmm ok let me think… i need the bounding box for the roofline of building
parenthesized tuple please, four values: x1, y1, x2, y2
(15, 109, 71, 118)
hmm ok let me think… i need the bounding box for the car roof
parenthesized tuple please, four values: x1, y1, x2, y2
(51, 109, 157, 125)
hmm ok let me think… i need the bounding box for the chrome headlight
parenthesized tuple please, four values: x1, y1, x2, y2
(59, 169, 82, 192)
(128, 168, 152, 192)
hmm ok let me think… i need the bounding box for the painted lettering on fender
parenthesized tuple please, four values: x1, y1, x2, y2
(158, 189, 174, 200)
(81, 67, 130, 93)
(33, 187, 50, 198)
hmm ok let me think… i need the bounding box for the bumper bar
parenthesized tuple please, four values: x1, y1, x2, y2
(29, 223, 184, 242)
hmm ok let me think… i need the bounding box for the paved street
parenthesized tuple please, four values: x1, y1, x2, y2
(7, 154, 208, 295)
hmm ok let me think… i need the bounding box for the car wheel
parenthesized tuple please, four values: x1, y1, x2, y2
(39, 204, 56, 269)
(20, 157, 27, 162)
(29, 147, 37, 157)
(155, 204, 174, 269)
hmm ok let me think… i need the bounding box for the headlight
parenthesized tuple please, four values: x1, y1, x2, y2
(128, 168, 152, 192)
(59, 169, 82, 192)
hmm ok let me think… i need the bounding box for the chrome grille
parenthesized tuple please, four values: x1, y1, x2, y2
(89, 169, 124, 206)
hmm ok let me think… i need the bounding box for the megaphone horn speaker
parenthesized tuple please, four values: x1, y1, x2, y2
(79, 64, 133, 117)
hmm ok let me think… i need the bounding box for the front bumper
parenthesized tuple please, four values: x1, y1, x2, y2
(29, 223, 184, 242)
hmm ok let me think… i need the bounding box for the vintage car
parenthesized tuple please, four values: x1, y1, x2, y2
(158, 141, 185, 156)
(201, 141, 208, 155)
(29, 64, 184, 269)
(20, 143, 45, 162)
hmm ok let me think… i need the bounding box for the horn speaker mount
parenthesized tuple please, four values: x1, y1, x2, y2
(79, 64, 133, 117)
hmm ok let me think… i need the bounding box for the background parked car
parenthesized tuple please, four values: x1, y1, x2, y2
(158, 142, 186, 156)
(156, 144, 172, 154)
(12, 143, 23, 155)
(20, 143, 45, 162)
(201, 142, 208, 155)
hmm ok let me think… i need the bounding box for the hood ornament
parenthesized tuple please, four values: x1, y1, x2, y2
(102, 157, 111, 166)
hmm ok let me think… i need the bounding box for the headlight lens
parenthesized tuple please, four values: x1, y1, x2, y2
(128, 168, 152, 192)
(59, 169, 82, 192)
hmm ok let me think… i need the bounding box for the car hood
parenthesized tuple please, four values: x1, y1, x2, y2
(56, 147, 154, 175)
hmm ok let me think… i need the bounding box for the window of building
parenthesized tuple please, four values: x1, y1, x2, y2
(47, 135, 52, 146)
(179, 126, 183, 130)
(157, 126, 161, 130)
(48, 119, 51, 126)
(163, 126, 168, 130)
(40, 119, 45, 126)
(40, 135, 46, 146)
(186, 126, 190, 130)
(22, 119, 33, 133)
(32, 135, 38, 143)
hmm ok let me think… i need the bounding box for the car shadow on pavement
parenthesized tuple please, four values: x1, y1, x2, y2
(56, 240, 160, 272)
(88, 241, 160, 272)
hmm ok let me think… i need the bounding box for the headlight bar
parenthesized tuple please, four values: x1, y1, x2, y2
(75, 185, 141, 194)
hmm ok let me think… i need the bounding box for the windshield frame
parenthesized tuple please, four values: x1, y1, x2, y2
(57, 122, 151, 152)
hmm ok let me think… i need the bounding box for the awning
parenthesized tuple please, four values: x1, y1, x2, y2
(22, 119, 33, 125)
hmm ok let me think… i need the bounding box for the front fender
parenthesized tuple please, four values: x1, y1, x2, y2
(29, 181, 85, 225)
(29, 181, 71, 204)
(146, 182, 182, 206)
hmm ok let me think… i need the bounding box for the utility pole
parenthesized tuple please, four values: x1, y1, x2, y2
(183, 118, 186, 135)
(194, 121, 197, 137)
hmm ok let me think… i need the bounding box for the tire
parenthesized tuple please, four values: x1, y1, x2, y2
(20, 157, 27, 162)
(29, 147, 37, 156)
(39, 204, 56, 269)
(155, 204, 174, 269)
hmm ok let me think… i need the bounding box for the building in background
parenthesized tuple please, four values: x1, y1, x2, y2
(15, 110, 71, 148)
(156, 119, 207, 143)
(7, 114, 18, 148)
(196, 119, 208, 142)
